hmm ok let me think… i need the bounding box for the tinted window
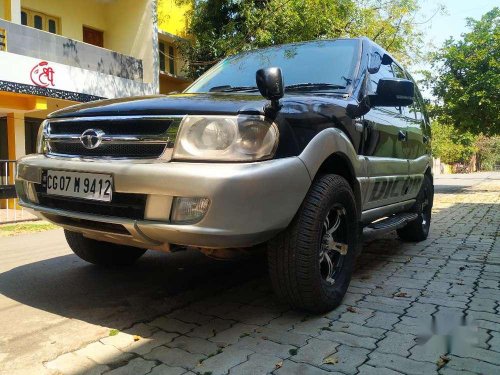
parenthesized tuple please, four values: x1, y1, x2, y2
(187, 39, 360, 93)
(369, 63, 394, 92)
(392, 63, 406, 79)
(413, 86, 428, 122)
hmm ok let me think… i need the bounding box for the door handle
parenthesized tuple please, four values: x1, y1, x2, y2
(398, 130, 407, 141)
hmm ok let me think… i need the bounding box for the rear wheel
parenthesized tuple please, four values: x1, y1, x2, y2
(65, 230, 146, 266)
(268, 174, 358, 313)
(397, 174, 434, 242)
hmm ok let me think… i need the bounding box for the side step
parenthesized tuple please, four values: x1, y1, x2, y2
(362, 212, 418, 241)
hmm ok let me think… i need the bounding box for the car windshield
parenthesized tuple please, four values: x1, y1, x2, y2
(186, 39, 360, 94)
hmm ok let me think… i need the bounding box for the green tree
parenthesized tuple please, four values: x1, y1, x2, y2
(430, 8, 500, 136)
(431, 122, 477, 164)
(475, 135, 500, 170)
(177, 0, 424, 79)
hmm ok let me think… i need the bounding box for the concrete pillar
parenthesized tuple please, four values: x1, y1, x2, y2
(7, 112, 25, 163)
(4, 0, 21, 24)
(6, 112, 24, 209)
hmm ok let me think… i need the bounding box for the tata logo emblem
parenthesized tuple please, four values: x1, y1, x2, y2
(30, 61, 55, 87)
(80, 129, 105, 149)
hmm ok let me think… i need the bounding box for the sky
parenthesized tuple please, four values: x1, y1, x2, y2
(411, 0, 497, 97)
(417, 0, 497, 54)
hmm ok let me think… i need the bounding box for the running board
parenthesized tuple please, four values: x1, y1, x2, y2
(362, 212, 418, 241)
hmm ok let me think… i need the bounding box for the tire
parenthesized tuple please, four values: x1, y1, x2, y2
(65, 230, 146, 266)
(397, 174, 434, 242)
(268, 174, 359, 313)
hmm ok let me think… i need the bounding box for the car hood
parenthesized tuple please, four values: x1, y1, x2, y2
(48, 93, 270, 118)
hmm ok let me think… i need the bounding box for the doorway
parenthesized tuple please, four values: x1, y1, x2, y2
(83, 26, 104, 48)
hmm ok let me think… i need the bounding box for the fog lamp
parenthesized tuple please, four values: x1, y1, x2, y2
(170, 197, 210, 224)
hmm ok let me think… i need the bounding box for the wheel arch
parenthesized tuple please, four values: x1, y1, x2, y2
(298, 128, 367, 219)
(315, 152, 362, 218)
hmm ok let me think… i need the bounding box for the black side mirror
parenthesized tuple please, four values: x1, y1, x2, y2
(256, 67, 284, 109)
(369, 78, 414, 107)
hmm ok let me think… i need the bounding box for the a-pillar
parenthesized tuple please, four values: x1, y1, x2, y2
(7, 112, 25, 209)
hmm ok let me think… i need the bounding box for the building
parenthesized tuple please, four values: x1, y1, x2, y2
(0, 0, 192, 216)
(157, 0, 192, 94)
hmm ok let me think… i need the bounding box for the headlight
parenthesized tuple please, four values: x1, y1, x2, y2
(36, 120, 48, 154)
(172, 115, 279, 161)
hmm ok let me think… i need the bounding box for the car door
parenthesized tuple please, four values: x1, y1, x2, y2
(403, 77, 430, 199)
(361, 62, 410, 210)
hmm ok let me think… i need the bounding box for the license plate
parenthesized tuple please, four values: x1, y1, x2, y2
(45, 170, 113, 202)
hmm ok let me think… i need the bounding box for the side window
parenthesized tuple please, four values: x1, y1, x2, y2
(369, 63, 394, 92)
(370, 63, 401, 113)
(392, 63, 406, 79)
(407, 80, 426, 123)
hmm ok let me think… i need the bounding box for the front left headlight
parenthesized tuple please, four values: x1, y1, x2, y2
(172, 115, 279, 161)
(36, 120, 48, 154)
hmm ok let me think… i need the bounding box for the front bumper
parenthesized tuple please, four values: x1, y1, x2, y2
(16, 155, 311, 249)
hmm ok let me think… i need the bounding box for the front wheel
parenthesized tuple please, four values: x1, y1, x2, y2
(268, 174, 359, 313)
(65, 230, 147, 266)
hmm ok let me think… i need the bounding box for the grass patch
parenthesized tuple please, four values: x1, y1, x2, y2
(109, 329, 119, 336)
(0, 221, 59, 237)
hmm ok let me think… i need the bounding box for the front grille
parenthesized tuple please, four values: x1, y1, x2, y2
(45, 116, 179, 159)
(35, 185, 147, 220)
(50, 143, 167, 158)
(49, 119, 172, 135)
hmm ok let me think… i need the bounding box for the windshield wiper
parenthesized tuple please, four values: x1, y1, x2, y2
(285, 83, 346, 92)
(209, 85, 259, 93)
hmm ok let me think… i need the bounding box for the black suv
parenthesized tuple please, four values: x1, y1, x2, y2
(16, 37, 433, 312)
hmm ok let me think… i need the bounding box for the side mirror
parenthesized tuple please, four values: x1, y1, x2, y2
(256, 67, 284, 109)
(370, 78, 414, 107)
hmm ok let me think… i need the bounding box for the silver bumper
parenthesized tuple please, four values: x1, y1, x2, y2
(16, 155, 311, 248)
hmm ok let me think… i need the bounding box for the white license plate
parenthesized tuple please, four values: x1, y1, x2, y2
(46, 170, 113, 202)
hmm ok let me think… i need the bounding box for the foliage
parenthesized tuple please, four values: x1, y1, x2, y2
(431, 122, 477, 165)
(475, 135, 500, 171)
(429, 8, 500, 136)
(176, 0, 424, 79)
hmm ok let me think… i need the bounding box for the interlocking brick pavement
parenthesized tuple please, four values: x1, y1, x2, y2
(42, 177, 500, 374)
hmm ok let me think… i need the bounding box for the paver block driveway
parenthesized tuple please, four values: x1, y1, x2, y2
(0, 172, 499, 374)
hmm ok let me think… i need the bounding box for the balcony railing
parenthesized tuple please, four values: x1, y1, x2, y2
(0, 160, 16, 198)
(0, 160, 38, 223)
(0, 19, 143, 82)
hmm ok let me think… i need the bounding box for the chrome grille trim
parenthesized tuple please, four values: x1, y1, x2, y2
(44, 115, 183, 160)
(45, 134, 171, 144)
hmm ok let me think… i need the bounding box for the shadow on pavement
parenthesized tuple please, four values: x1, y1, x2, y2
(0, 249, 268, 329)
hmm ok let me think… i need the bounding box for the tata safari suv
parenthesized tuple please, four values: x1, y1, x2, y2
(16, 37, 433, 312)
